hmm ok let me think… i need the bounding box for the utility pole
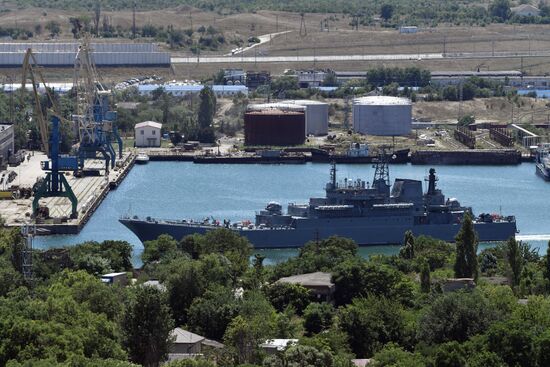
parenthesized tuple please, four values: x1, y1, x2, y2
(300, 13, 307, 37)
(132, 2, 136, 39)
(276, 15, 278, 33)
(443, 35, 446, 56)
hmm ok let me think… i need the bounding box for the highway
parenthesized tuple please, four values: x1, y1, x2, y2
(172, 50, 550, 64)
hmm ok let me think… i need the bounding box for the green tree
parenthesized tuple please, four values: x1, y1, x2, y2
(434, 342, 466, 367)
(489, 0, 511, 21)
(303, 302, 334, 335)
(419, 257, 431, 293)
(270, 75, 299, 97)
(223, 316, 264, 365)
(544, 241, 550, 289)
(187, 285, 239, 340)
(454, 213, 479, 280)
(197, 86, 216, 143)
(507, 237, 523, 288)
(322, 73, 338, 87)
(263, 282, 311, 315)
(380, 4, 395, 21)
(264, 345, 335, 367)
(399, 230, 415, 259)
(369, 343, 425, 367)
(418, 290, 495, 344)
(161, 258, 206, 325)
(70, 240, 133, 275)
(123, 285, 174, 367)
(45, 21, 61, 37)
(458, 115, 475, 126)
(332, 259, 414, 306)
(339, 297, 408, 358)
(142, 234, 178, 265)
(486, 319, 536, 367)
(181, 229, 252, 280)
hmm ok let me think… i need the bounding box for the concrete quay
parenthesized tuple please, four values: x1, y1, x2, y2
(0, 152, 135, 234)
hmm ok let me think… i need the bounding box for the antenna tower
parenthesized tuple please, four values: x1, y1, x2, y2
(21, 224, 35, 283)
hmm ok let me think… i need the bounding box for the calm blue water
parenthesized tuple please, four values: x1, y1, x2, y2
(34, 162, 550, 265)
(517, 89, 550, 98)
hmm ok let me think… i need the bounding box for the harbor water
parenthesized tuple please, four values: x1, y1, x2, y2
(35, 162, 550, 265)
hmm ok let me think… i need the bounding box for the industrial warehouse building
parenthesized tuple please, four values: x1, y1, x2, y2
(0, 42, 170, 67)
(248, 100, 329, 136)
(138, 84, 248, 97)
(353, 96, 412, 136)
(244, 107, 306, 146)
(135, 121, 162, 147)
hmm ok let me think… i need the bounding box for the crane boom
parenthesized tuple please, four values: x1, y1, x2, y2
(21, 48, 63, 156)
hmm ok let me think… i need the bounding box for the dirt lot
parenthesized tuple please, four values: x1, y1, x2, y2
(3, 6, 550, 59)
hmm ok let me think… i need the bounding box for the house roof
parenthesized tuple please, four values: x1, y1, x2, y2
(142, 280, 167, 291)
(171, 328, 205, 344)
(260, 339, 298, 351)
(277, 272, 334, 288)
(511, 4, 540, 14)
(135, 121, 162, 129)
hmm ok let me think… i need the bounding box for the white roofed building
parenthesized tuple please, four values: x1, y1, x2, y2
(511, 4, 540, 17)
(134, 121, 162, 148)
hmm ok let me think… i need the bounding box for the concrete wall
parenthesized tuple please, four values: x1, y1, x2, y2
(353, 103, 412, 136)
(135, 125, 161, 147)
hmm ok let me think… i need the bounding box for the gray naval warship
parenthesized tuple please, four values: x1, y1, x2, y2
(120, 160, 517, 248)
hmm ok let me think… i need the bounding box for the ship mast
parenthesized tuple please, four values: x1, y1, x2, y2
(427, 168, 438, 195)
(372, 148, 390, 187)
(330, 161, 337, 188)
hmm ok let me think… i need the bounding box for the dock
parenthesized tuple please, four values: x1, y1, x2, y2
(0, 152, 135, 234)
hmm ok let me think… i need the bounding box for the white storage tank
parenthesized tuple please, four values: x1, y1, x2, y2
(352, 96, 412, 136)
(286, 100, 329, 136)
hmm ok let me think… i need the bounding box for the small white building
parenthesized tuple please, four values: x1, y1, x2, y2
(511, 4, 540, 17)
(399, 26, 418, 34)
(135, 121, 162, 147)
(100, 272, 128, 286)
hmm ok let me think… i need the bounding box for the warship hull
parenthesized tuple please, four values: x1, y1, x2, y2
(536, 163, 550, 181)
(120, 217, 517, 248)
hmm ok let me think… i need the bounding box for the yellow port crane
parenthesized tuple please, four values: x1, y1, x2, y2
(20, 48, 62, 156)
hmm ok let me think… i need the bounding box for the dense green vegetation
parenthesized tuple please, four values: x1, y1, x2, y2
(2, 212, 550, 366)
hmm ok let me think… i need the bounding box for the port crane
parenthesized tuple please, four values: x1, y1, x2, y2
(72, 37, 123, 173)
(21, 49, 78, 219)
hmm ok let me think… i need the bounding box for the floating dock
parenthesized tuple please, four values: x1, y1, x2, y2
(411, 149, 523, 165)
(0, 152, 135, 234)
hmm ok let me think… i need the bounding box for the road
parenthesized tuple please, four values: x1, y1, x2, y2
(223, 30, 292, 56)
(172, 50, 550, 64)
